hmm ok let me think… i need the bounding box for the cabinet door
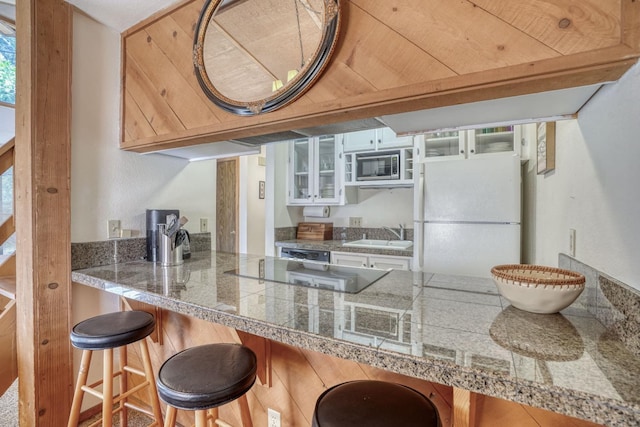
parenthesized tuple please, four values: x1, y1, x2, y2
(313, 135, 341, 204)
(331, 252, 368, 268)
(369, 255, 411, 271)
(424, 131, 466, 160)
(468, 126, 520, 156)
(377, 127, 414, 149)
(288, 138, 313, 204)
(343, 129, 377, 152)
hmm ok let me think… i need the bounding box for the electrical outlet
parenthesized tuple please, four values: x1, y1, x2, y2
(200, 218, 209, 233)
(569, 229, 576, 257)
(107, 220, 121, 239)
(349, 216, 362, 227)
(267, 408, 281, 427)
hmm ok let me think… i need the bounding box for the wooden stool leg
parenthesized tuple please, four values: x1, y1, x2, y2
(102, 348, 114, 427)
(195, 410, 207, 427)
(119, 345, 128, 427)
(139, 338, 163, 424)
(67, 350, 93, 427)
(209, 407, 219, 427)
(163, 406, 177, 427)
(238, 394, 253, 427)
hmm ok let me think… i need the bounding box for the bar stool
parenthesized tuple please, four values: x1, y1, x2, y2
(156, 343, 257, 427)
(67, 310, 163, 427)
(312, 380, 442, 427)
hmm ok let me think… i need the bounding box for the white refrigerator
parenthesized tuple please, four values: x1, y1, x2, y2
(413, 154, 521, 277)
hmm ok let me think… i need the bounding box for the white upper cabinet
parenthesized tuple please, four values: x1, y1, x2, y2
(287, 136, 356, 206)
(343, 127, 414, 152)
(420, 126, 522, 161)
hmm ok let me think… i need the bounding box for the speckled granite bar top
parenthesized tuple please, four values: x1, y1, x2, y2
(72, 251, 640, 427)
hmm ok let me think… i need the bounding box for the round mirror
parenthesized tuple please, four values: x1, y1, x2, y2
(194, 0, 340, 115)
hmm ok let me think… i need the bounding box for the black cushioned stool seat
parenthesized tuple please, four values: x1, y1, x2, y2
(157, 343, 257, 427)
(312, 380, 442, 427)
(67, 310, 163, 427)
(70, 310, 156, 349)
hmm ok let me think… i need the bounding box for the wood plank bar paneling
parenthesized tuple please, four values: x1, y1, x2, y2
(15, 0, 73, 425)
(118, 303, 604, 427)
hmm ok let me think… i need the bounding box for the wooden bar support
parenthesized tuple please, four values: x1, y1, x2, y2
(453, 387, 477, 427)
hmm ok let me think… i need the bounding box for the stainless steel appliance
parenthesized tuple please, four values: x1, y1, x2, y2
(146, 209, 179, 262)
(356, 150, 400, 181)
(280, 247, 330, 263)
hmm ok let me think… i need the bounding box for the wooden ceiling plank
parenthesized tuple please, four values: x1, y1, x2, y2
(621, 0, 640, 49)
(210, 20, 279, 80)
(125, 51, 187, 135)
(330, 3, 456, 90)
(144, 15, 226, 121)
(123, 89, 157, 141)
(126, 30, 217, 131)
(470, 0, 621, 55)
(170, 0, 205, 39)
(350, 0, 560, 75)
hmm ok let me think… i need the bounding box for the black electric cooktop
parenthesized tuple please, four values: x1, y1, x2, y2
(224, 257, 390, 294)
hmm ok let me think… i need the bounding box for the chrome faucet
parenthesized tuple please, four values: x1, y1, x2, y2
(383, 224, 405, 240)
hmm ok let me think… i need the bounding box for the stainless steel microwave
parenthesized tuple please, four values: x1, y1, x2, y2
(356, 150, 400, 181)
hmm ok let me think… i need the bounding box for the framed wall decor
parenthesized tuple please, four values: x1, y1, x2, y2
(537, 121, 556, 174)
(258, 180, 265, 199)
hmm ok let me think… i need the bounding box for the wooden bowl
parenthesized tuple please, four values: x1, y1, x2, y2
(491, 264, 585, 314)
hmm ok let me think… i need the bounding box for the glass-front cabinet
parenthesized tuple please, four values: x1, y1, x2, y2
(288, 135, 351, 205)
(422, 126, 522, 161)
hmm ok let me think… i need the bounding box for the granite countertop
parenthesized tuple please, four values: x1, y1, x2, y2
(275, 239, 414, 257)
(72, 251, 640, 426)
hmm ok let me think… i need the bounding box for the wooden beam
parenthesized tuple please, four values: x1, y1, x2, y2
(453, 387, 477, 427)
(15, 0, 73, 425)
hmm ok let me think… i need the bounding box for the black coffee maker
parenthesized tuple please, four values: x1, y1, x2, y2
(146, 209, 179, 262)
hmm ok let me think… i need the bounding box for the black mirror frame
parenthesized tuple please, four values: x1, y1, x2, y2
(193, 0, 340, 116)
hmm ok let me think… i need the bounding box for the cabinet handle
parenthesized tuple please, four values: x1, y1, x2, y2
(470, 149, 475, 154)
(370, 140, 374, 144)
(370, 264, 374, 268)
(460, 149, 465, 154)
(363, 263, 367, 267)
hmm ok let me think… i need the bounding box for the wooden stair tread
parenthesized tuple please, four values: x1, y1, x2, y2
(0, 276, 16, 300)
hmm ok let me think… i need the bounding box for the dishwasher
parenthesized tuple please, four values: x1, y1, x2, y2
(280, 247, 330, 263)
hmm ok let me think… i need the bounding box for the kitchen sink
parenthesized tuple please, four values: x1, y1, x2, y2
(343, 239, 413, 250)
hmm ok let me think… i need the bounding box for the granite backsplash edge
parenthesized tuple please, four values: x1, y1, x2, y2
(559, 253, 639, 357)
(71, 233, 211, 270)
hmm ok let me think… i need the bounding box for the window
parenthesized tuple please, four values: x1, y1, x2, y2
(0, 32, 16, 105)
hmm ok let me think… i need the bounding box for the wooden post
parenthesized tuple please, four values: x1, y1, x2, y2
(453, 387, 477, 427)
(15, 0, 73, 425)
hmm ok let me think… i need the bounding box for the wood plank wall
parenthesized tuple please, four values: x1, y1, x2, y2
(120, 0, 639, 152)
(121, 303, 602, 427)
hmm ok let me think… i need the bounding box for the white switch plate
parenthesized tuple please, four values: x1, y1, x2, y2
(267, 408, 281, 427)
(108, 220, 121, 239)
(200, 218, 209, 233)
(349, 216, 362, 227)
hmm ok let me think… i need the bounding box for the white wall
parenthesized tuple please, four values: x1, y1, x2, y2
(531, 61, 640, 290)
(70, 13, 216, 243)
(239, 147, 266, 255)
